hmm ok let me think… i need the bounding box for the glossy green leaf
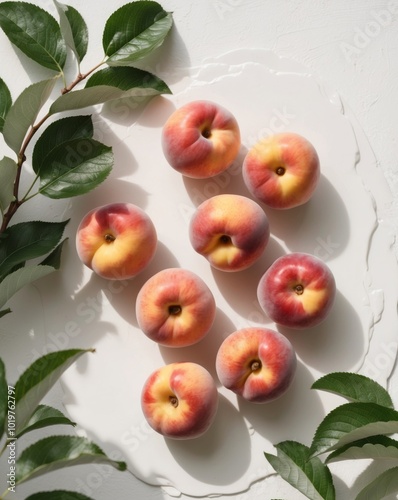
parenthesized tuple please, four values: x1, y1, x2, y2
(312, 372, 394, 409)
(50, 67, 171, 113)
(32, 115, 94, 175)
(26, 492, 94, 500)
(86, 66, 171, 92)
(16, 435, 127, 484)
(3, 77, 58, 154)
(355, 467, 398, 500)
(0, 1, 66, 71)
(0, 358, 7, 440)
(14, 349, 93, 432)
(38, 139, 113, 198)
(0, 77, 12, 132)
(264, 441, 335, 500)
(0, 156, 17, 214)
(310, 402, 398, 457)
(53, 0, 88, 63)
(103, 1, 172, 66)
(0, 219, 69, 281)
(40, 238, 68, 270)
(0, 264, 55, 312)
(16, 404, 76, 438)
(326, 435, 398, 463)
(0, 308, 11, 318)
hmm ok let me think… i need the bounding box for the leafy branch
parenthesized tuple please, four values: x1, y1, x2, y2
(0, 0, 173, 317)
(264, 372, 398, 499)
(0, 350, 127, 500)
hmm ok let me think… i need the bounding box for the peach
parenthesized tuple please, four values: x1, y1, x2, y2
(141, 362, 219, 439)
(76, 202, 157, 280)
(215, 327, 297, 403)
(136, 268, 216, 347)
(189, 194, 270, 272)
(161, 100, 241, 178)
(257, 252, 336, 329)
(242, 132, 320, 209)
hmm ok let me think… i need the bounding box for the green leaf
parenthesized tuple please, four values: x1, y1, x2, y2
(26, 492, 94, 500)
(50, 67, 171, 113)
(86, 66, 171, 93)
(103, 1, 172, 66)
(0, 264, 56, 311)
(53, 0, 88, 63)
(312, 372, 394, 409)
(310, 402, 398, 457)
(0, 219, 69, 281)
(38, 139, 113, 198)
(0, 156, 17, 214)
(0, 1, 67, 71)
(0, 308, 11, 318)
(0, 358, 7, 440)
(355, 466, 398, 500)
(16, 435, 127, 484)
(32, 115, 94, 175)
(40, 238, 68, 270)
(264, 441, 335, 500)
(326, 435, 398, 463)
(16, 404, 76, 438)
(0, 77, 12, 133)
(14, 349, 94, 432)
(3, 77, 59, 154)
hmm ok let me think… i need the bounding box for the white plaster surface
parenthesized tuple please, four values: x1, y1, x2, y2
(1, 1, 398, 499)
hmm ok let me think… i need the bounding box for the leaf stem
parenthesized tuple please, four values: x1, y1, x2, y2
(0, 58, 106, 233)
(61, 59, 106, 94)
(0, 112, 51, 233)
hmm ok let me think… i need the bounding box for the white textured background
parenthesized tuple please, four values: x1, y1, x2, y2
(1, 1, 398, 499)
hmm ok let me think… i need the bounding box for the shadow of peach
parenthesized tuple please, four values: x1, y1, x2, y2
(279, 289, 366, 374)
(98, 240, 181, 328)
(210, 236, 286, 319)
(237, 360, 324, 446)
(159, 308, 236, 382)
(165, 394, 252, 486)
(263, 174, 350, 260)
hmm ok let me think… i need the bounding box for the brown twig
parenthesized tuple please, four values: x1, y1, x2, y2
(0, 59, 106, 233)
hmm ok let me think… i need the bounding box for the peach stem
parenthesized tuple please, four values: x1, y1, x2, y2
(219, 235, 232, 245)
(168, 305, 182, 316)
(169, 395, 179, 408)
(104, 233, 116, 243)
(250, 360, 261, 372)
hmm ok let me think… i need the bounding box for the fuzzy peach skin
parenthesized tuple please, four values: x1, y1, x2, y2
(189, 194, 270, 272)
(215, 327, 297, 403)
(242, 132, 320, 209)
(76, 203, 157, 280)
(257, 252, 336, 329)
(136, 268, 216, 347)
(141, 362, 219, 439)
(161, 100, 241, 178)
